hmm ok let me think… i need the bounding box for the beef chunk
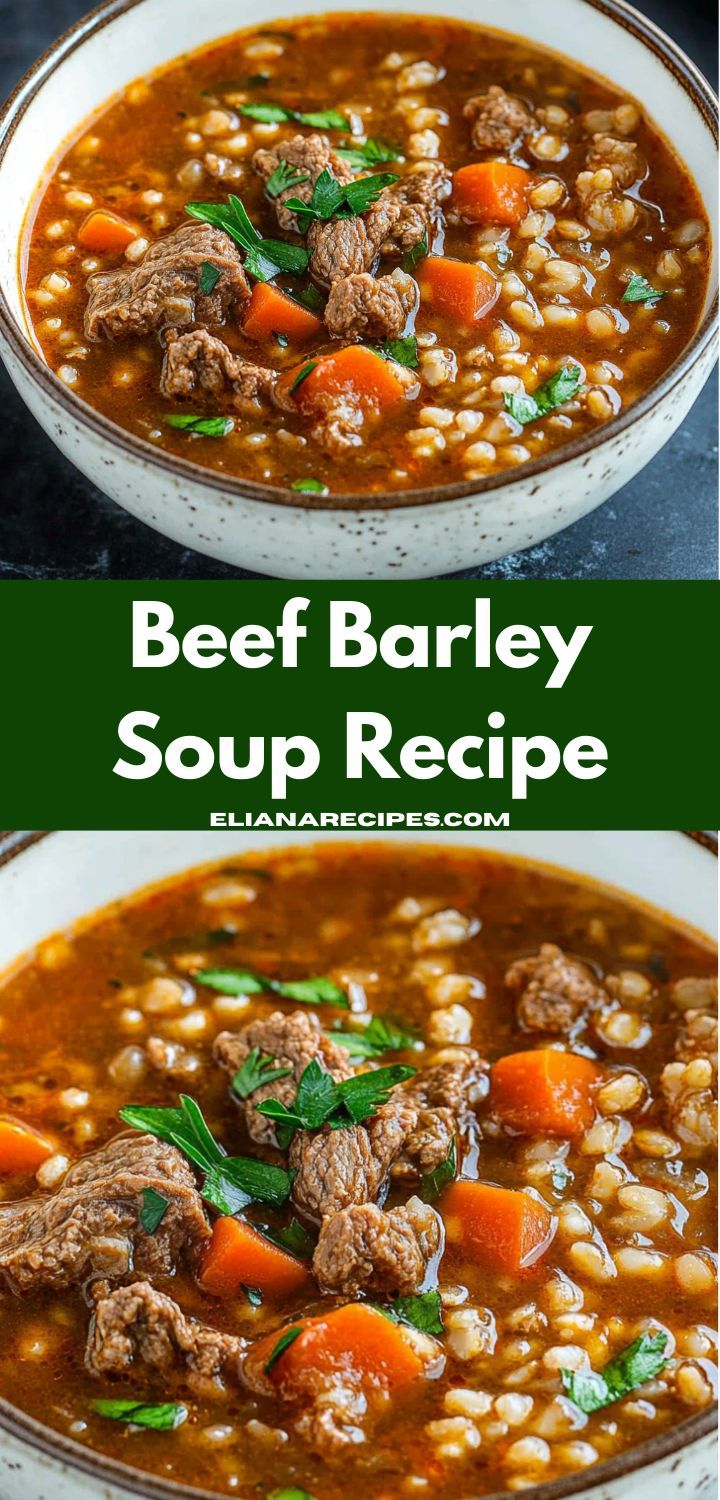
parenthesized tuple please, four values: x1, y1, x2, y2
(325, 268, 417, 339)
(146, 1035, 201, 1083)
(308, 197, 401, 285)
(214, 1009, 354, 1146)
(380, 164, 451, 257)
(585, 134, 644, 188)
(254, 133, 354, 233)
(313, 1196, 442, 1295)
(0, 1135, 209, 1294)
(506, 943, 608, 1033)
(85, 223, 250, 341)
(87, 1281, 244, 1398)
(464, 86, 533, 153)
(161, 328, 276, 410)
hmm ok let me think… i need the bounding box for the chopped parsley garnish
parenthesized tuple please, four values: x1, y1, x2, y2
(381, 334, 418, 368)
(504, 364, 583, 426)
(199, 260, 221, 294)
(286, 283, 325, 313)
(265, 1325, 303, 1373)
(291, 477, 328, 494)
(392, 1289, 443, 1336)
(562, 1333, 669, 1414)
(622, 273, 667, 305)
(241, 1284, 263, 1307)
(231, 1047, 293, 1101)
(420, 1137, 457, 1202)
(119, 1094, 293, 1215)
(139, 1187, 169, 1234)
(284, 168, 398, 228)
(185, 194, 309, 281)
(327, 1015, 419, 1059)
(401, 228, 428, 273)
(289, 361, 318, 396)
(91, 1400, 187, 1431)
(255, 1058, 416, 1147)
(257, 1217, 316, 1259)
(265, 162, 311, 200)
(336, 138, 402, 170)
(194, 966, 347, 1007)
(165, 414, 234, 438)
(241, 103, 349, 130)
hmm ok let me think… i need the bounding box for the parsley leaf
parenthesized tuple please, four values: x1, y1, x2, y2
(327, 1015, 419, 1058)
(504, 364, 583, 426)
(199, 260, 221, 294)
(381, 334, 418, 368)
(284, 169, 398, 226)
(266, 162, 310, 200)
(140, 1187, 169, 1234)
(231, 1047, 293, 1101)
(185, 195, 309, 280)
(562, 1333, 669, 1414)
(257, 1217, 315, 1259)
(165, 414, 234, 438)
(194, 966, 347, 1007)
(119, 1095, 294, 1213)
(622, 273, 667, 305)
(289, 361, 318, 396)
(286, 283, 325, 313)
(255, 1059, 416, 1143)
(240, 103, 349, 130)
(269, 1489, 316, 1500)
(92, 1400, 187, 1431)
(265, 1325, 303, 1373)
(401, 228, 428, 273)
(393, 1289, 443, 1336)
(420, 1137, 457, 1201)
(241, 1283, 263, 1307)
(336, 138, 402, 170)
(343, 172, 398, 215)
(336, 1064, 416, 1123)
(291, 477, 328, 494)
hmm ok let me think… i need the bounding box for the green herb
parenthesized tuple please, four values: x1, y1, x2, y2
(91, 1400, 187, 1431)
(199, 260, 221, 294)
(284, 168, 398, 226)
(622, 273, 667, 305)
(119, 1095, 293, 1214)
(266, 162, 311, 199)
(269, 1489, 315, 1500)
(140, 1187, 169, 1234)
(504, 364, 583, 426)
(562, 1333, 668, 1414)
(257, 1217, 316, 1259)
(286, 283, 325, 312)
(275, 331, 290, 348)
(381, 334, 418, 368)
(401, 228, 428, 273)
(393, 1289, 443, 1336)
(247, 72, 271, 86)
(336, 138, 401, 170)
(185, 194, 309, 281)
(265, 1325, 303, 1373)
(420, 1137, 457, 1201)
(241, 1284, 263, 1307)
(289, 361, 318, 396)
(291, 477, 328, 494)
(165, 414, 234, 438)
(194, 966, 347, 1007)
(240, 103, 348, 130)
(256, 1059, 416, 1145)
(231, 1047, 293, 1101)
(327, 1015, 419, 1058)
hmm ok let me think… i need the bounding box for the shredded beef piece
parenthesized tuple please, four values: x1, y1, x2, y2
(85, 223, 250, 341)
(214, 1009, 354, 1146)
(254, 133, 354, 233)
(313, 1196, 442, 1295)
(0, 1135, 209, 1295)
(146, 1035, 201, 1082)
(506, 942, 608, 1033)
(585, 134, 644, 188)
(574, 169, 638, 237)
(325, 268, 417, 339)
(661, 1060, 717, 1154)
(87, 1281, 244, 1398)
(380, 164, 451, 256)
(204, 151, 243, 186)
(161, 328, 276, 410)
(463, 86, 533, 153)
(308, 198, 401, 285)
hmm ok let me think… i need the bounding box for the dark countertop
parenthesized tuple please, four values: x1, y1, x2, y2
(0, 0, 716, 581)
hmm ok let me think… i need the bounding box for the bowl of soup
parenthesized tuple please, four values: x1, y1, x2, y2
(0, 0, 716, 577)
(0, 828, 715, 1499)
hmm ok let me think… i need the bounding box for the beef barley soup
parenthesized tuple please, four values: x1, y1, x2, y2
(23, 12, 711, 498)
(0, 843, 716, 1498)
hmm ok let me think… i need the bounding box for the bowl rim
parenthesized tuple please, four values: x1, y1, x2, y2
(0, 827, 715, 1498)
(0, 0, 714, 516)
(0, 0, 717, 515)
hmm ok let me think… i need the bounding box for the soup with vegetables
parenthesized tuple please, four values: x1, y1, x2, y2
(0, 843, 716, 1498)
(23, 12, 711, 498)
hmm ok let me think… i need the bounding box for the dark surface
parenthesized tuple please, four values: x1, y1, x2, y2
(0, 0, 716, 581)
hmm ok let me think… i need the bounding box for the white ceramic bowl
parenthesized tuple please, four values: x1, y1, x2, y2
(0, 0, 717, 578)
(0, 828, 716, 1498)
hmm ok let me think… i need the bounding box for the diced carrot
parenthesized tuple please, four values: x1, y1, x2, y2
(442, 1180, 554, 1274)
(419, 255, 499, 324)
(281, 345, 408, 414)
(0, 1117, 54, 1173)
(452, 162, 532, 226)
(243, 282, 323, 344)
(78, 210, 140, 254)
(199, 1217, 310, 1300)
(490, 1050, 599, 1138)
(261, 1304, 425, 1395)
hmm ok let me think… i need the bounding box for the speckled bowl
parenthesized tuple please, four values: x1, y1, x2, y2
(0, 0, 717, 576)
(0, 828, 716, 1498)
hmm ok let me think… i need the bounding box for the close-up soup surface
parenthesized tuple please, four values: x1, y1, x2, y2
(23, 11, 711, 498)
(0, 843, 716, 1498)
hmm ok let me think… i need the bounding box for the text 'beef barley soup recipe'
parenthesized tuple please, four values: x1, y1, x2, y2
(23, 13, 711, 496)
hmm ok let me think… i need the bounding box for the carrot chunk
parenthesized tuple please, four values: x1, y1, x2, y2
(261, 1304, 425, 1395)
(452, 162, 532, 226)
(199, 1217, 310, 1300)
(78, 210, 140, 254)
(419, 255, 499, 324)
(490, 1050, 599, 1138)
(243, 282, 323, 344)
(0, 1117, 54, 1173)
(442, 1180, 554, 1273)
(282, 345, 408, 413)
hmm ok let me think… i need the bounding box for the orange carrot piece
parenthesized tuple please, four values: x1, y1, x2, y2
(0, 1117, 54, 1173)
(199, 1217, 310, 1300)
(452, 162, 532, 226)
(243, 282, 323, 344)
(419, 255, 499, 324)
(283, 344, 408, 414)
(262, 1304, 424, 1394)
(442, 1180, 554, 1273)
(490, 1050, 599, 1138)
(78, 210, 140, 254)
